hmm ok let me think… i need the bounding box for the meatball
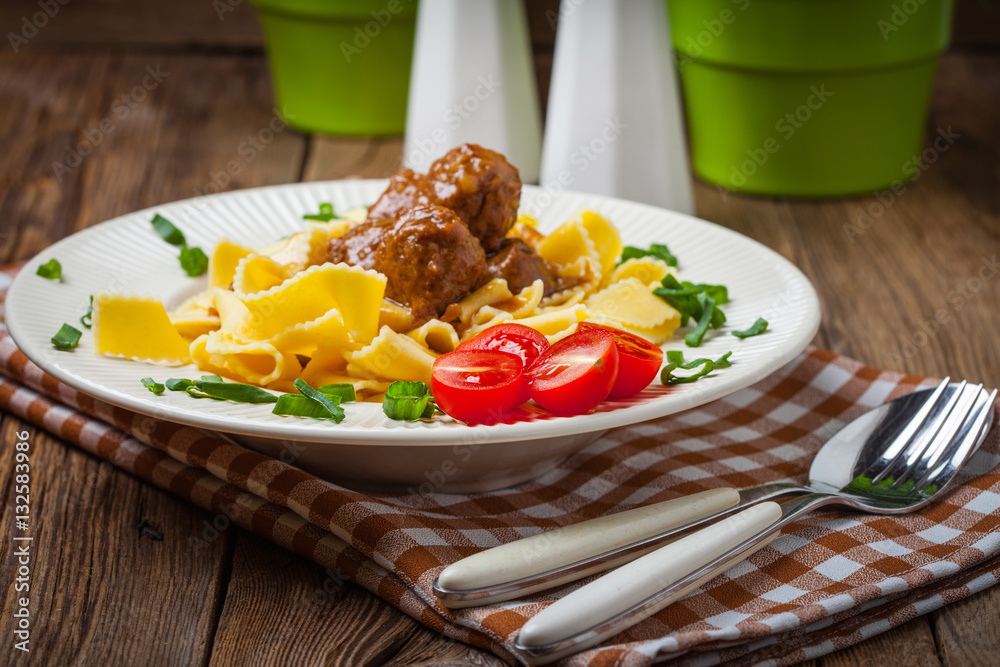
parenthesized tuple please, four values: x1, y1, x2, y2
(327, 218, 392, 268)
(328, 205, 486, 323)
(478, 238, 560, 295)
(367, 144, 521, 253)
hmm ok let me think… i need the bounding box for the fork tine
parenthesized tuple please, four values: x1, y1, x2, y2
(870, 380, 964, 485)
(893, 384, 981, 488)
(915, 387, 997, 493)
(864, 378, 951, 484)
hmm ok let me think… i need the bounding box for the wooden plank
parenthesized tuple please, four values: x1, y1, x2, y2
(0, 416, 232, 664)
(952, 0, 1000, 49)
(0, 51, 307, 263)
(818, 618, 942, 667)
(0, 49, 308, 666)
(0, 0, 263, 49)
(207, 532, 413, 666)
(382, 628, 508, 667)
(302, 137, 404, 182)
(0, 0, 567, 51)
(931, 585, 1000, 666)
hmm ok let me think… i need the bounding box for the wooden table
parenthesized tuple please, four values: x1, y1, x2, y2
(1, 1, 998, 664)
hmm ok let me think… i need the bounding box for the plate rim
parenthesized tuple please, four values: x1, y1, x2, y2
(5, 180, 821, 446)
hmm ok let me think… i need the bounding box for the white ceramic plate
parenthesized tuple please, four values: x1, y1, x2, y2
(6, 181, 820, 491)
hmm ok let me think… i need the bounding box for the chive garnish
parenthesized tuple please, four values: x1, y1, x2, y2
(179, 245, 208, 277)
(661, 351, 715, 385)
(200, 374, 223, 383)
(165, 378, 193, 391)
(151, 214, 185, 245)
(273, 394, 343, 420)
(191, 379, 279, 404)
(619, 243, 678, 267)
(151, 214, 208, 277)
(684, 294, 715, 347)
(653, 275, 729, 346)
(733, 318, 769, 339)
(382, 381, 437, 421)
(714, 351, 734, 369)
(661, 350, 733, 385)
(292, 378, 345, 421)
(80, 295, 94, 328)
(318, 383, 356, 403)
(141, 378, 165, 395)
(36, 258, 62, 281)
(51, 323, 82, 350)
(303, 202, 337, 222)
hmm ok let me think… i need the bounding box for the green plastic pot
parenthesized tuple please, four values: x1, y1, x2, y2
(252, 0, 417, 136)
(667, 0, 954, 197)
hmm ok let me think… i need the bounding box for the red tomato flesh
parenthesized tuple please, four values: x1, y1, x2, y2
(431, 349, 525, 423)
(577, 323, 665, 397)
(526, 328, 619, 415)
(456, 323, 550, 406)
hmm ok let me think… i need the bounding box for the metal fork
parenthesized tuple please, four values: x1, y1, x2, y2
(512, 381, 996, 663)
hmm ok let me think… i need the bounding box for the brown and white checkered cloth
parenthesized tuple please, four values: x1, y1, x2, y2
(2, 264, 998, 666)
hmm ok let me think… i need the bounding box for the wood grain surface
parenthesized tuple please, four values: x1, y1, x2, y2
(0, 1, 997, 665)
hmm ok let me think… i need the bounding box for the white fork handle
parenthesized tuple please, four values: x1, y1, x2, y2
(437, 488, 738, 592)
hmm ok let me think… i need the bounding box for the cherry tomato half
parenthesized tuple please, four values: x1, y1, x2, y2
(526, 328, 619, 415)
(578, 323, 665, 397)
(431, 349, 525, 423)
(456, 323, 550, 406)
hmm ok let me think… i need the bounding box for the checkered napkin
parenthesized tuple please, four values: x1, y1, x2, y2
(2, 263, 999, 666)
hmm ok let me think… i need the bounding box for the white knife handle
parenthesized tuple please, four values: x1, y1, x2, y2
(437, 488, 738, 594)
(514, 494, 834, 664)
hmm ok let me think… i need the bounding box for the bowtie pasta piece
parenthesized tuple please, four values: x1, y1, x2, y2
(230, 263, 386, 343)
(203, 330, 301, 387)
(610, 256, 676, 286)
(93, 293, 192, 365)
(232, 255, 290, 294)
(585, 278, 681, 343)
(344, 326, 438, 384)
(209, 239, 253, 289)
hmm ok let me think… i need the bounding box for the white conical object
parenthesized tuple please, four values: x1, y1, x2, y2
(403, 0, 542, 182)
(540, 0, 694, 213)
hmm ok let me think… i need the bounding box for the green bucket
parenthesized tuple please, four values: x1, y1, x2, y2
(252, 0, 418, 136)
(667, 0, 954, 197)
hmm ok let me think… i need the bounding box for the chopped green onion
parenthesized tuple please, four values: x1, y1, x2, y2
(273, 394, 344, 420)
(713, 351, 734, 369)
(382, 381, 434, 421)
(152, 214, 208, 277)
(619, 243, 678, 267)
(141, 377, 165, 395)
(661, 353, 716, 385)
(732, 318, 769, 339)
(200, 374, 223, 383)
(293, 378, 345, 422)
(179, 244, 208, 277)
(684, 294, 715, 347)
(303, 203, 337, 222)
(36, 258, 62, 281)
(654, 275, 728, 346)
(151, 214, 185, 246)
(191, 379, 278, 404)
(51, 324, 82, 350)
(186, 386, 224, 400)
(697, 284, 729, 306)
(165, 378, 193, 391)
(318, 383, 356, 403)
(80, 295, 94, 328)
